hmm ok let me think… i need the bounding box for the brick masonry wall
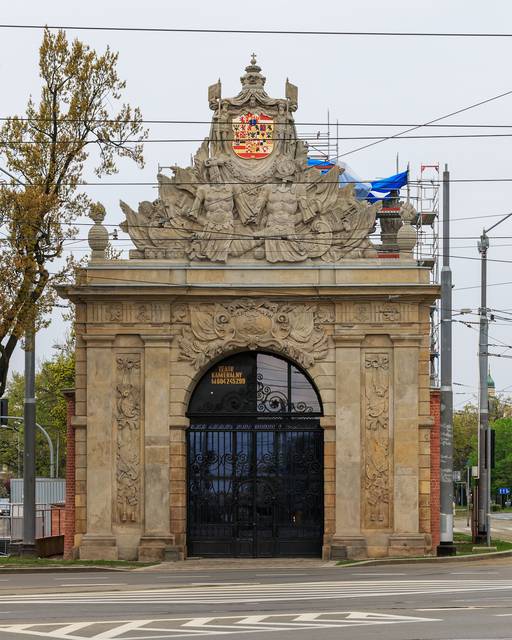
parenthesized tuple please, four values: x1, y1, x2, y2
(430, 388, 441, 548)
(63, 390, 76, 559)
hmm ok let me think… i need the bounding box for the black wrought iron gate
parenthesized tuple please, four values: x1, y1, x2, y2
(187, 422, 323, 557)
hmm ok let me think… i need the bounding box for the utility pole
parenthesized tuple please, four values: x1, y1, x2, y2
(22, 324, 36, 555)
(437, 164, 456, 556)
(475, 211, 512, 545)
(476, 230, 489, 544)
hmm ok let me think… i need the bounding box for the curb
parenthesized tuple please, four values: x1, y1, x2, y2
(337, 549, 512, 567)
(0, 566, 140, 574)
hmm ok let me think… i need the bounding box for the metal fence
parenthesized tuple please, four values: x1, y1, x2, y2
(10, 479, 65, 505)
(0, 503, 64, 555)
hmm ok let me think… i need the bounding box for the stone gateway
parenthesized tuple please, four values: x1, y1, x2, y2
(59, 56, 439, 561)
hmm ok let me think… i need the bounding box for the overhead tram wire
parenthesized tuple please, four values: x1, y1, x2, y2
(12, 132, 512, 143)
(5, 88, 512, 257)
(3, 85, 512, 202)
(5, 117, 512, 128)
(5, 177, 512, 186)
(4, 24, 512, 37)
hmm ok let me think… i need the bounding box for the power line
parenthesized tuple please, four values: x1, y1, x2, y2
(5, 177, 512, 186)
(10, 132, 512, 144)
(334, 89, 512, 160)
(3, 24, 512, 37)
(4, 117, 512, 128)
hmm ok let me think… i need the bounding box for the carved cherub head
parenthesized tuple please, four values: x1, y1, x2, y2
(275, 158, 297, 182)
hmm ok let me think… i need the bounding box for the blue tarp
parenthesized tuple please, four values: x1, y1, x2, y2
(370, 170, 409, 193)
(306, 158, 408, 202)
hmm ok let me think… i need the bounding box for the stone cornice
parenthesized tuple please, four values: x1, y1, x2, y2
(141, 334, 175, 347)
(81, 334, 116, 347)
(389, 334, 423, 346)
(333, 334, 366, 347)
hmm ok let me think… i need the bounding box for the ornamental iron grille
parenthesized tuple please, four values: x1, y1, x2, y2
(187, 352, 324, 557)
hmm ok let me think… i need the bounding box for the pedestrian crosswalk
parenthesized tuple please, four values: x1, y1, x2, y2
(1, 578, 511, 606)
(0, 611, 439, 639)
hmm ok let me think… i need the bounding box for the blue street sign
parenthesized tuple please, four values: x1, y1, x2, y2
(499, 487, 510, 495)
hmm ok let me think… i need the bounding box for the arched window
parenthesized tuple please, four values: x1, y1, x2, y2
(188, 352, 322, 419)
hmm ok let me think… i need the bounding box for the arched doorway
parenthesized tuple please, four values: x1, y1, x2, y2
(187, 352, 324, 558)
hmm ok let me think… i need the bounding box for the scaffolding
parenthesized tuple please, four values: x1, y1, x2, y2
(301, 110, 339, 161)
(408, 163, 441, 386)
(409, 164, 441, 282)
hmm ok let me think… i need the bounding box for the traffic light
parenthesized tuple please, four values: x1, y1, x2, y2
(0, 397, 7, 425)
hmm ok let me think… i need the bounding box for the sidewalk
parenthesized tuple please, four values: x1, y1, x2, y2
(135, 558, 336, 572)
(454, 514, 512, 542)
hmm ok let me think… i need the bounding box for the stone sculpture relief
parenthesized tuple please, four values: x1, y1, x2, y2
(177, 299, 333, 369)
(363, 353, 391, 529)
(115, 354, 141, 523)
(339, 301, 414, 324)
(87, 303, 168, 324)
(119, 56, 386, 264)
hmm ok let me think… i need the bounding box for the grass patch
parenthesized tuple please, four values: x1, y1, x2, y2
(453, 531, 512, 553)
(334, 534, 512, 564)
(0, 556, 157, 569)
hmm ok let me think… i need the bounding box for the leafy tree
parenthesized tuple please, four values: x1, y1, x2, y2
(1, 347, 74, 478)
(490, 417, 512, 495)
(0, 28, 147, 396)
(453, 403, 478, 472)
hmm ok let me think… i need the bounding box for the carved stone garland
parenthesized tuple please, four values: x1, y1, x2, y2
(363, 353, 392, 529)
(177, 299, 333, 369)
(115, 354, 141, 523)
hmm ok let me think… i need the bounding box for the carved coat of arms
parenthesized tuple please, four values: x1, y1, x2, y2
(232, 112, 274, 158)
(118, 55, 415, 263)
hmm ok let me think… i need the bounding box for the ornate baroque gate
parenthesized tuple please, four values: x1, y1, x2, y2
(187, 352, 324, 557)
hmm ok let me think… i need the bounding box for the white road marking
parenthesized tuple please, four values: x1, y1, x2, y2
(451, 571, 498, 575)
(53, 576, 115, 581)
(0, 610, 440, 639)
(0, 578, 510, 606)
(416, 607, 483, 611)
(59, 583, 124, 587)
(352, 573, 407, 577)
(254, 573, 309, 578)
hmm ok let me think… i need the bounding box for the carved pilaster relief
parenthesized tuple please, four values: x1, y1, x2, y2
(363, 352, 392, 529)
(88, 303, 168, 324)
(178, 299, 334, 369)
(115, 354, 142, 523)
(340, 302, 414, 324)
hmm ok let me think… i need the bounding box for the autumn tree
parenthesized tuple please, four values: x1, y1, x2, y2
(0, 28, 147, 396)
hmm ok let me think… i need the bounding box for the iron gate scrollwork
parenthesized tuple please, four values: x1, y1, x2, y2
(187, 352, 324, 558)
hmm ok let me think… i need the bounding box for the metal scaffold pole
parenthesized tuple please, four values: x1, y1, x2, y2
(437, 164, 456, 556)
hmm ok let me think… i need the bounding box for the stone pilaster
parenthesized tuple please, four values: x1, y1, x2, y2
(79, 335, 118, 560)
(388, 333, 427, 556)
(138, 335, 176, 561)
(331, 334, 367, 560)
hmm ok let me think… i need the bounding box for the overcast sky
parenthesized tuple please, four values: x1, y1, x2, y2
(2, 0, 512, 405)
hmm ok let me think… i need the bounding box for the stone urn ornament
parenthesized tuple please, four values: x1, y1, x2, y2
(88, 202, 109, 260)
(396, 202, 417, 259)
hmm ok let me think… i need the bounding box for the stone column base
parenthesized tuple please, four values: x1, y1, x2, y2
(138, 536, 184, 562)
(330, 536, 368, 560)
(79, 535, 118, 560)
(388, 534, 427, 557)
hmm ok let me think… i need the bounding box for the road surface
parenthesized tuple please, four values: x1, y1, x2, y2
(1, 559, 512, 639)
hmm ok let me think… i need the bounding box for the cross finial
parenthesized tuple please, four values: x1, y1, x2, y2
(251, 52, 257, 65)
